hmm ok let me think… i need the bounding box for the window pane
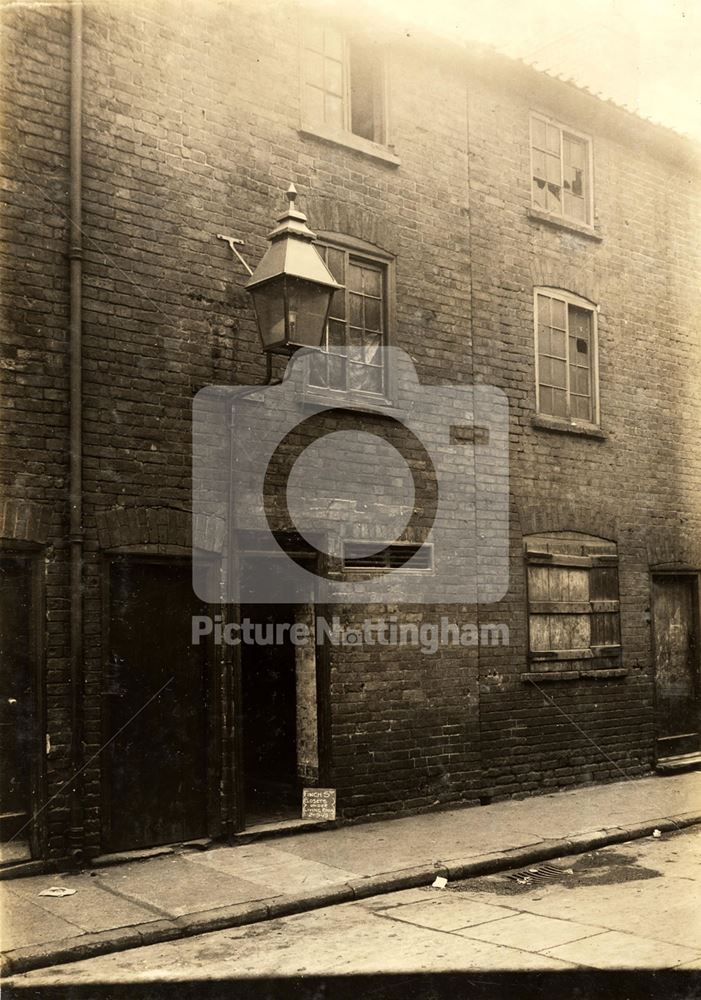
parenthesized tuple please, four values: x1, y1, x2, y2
(325, 93, 343, 129)
(364, 297, 381, 331)
(546, 153, 561, 184)
(546, 123, 560, 152)
(347, 263, 363, 293)
(325, 57, 343, 96)
(326, 248, 345, 286)
(564, 136, 585, 169)
(563, 164, 584, 198)
(324, 26, 343, 59)
(539, 385, 553, 414)
(304, 85, 324, 123)
(328, 318, 346, 351)
(347, 326, 363, 353)
(362, 331, 382, 364)
(361, 266, 382, 297)
(349, 362, 382, 393)
(551, 388, 567, 417)
(538, 356, 551, 384)
(551, 298, 566, 329)
(330, 288, 346, 320)
(550, 358, 567, 389)
(350, 292, 363, 327)
(536, 294, 551, 324)
(309, 353, 328, 388)
(550, 329, 566, 358)
(328, 353, 346, 389)
(546, 183, 561, 212)
(564, 192, 586, 221)
(569, 305, 591, 339)
(571, 394, 591, 421)
(573, 367, 590, 395)
(306, 51, 324, 88)
(538, 325, 551, 355)
(532, 149, 546, 178)
(531, 117, 547, 148)
(349, 39, 380, 141)
(532, 177, 547, 209)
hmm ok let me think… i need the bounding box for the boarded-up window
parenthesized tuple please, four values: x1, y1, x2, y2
(536, 290, 598, 424)
(531, 113, 591, 225)
(525, 533, 621, 669)
(309, 241, 389, 397)
(302, 23, 386, 144)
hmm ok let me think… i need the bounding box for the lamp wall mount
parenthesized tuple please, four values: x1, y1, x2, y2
(217, 233, 253, 276)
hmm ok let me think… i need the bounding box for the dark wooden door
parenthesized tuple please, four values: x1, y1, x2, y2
(652, 575, 700, 758)
(0, 555, 34, 843)
(106, 559, 210, 851)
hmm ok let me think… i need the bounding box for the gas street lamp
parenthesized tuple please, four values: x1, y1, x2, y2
(245, 184, 341, 355)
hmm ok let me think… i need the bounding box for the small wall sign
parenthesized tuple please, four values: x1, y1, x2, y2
(302, 787, 336, 821)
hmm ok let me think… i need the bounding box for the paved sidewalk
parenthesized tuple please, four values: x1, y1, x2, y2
(1, 772, 699, 976)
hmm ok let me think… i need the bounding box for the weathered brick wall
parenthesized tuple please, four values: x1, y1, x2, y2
(3, 0, 700, 853)
(466, 58, 701, 799)
(0, 1, 73, 856)
(75, 0, 477, 842)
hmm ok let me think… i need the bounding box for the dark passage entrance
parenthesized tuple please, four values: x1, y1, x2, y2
(241, 605, 299, 825)
(105, 558, 212, 851)
(0, 553, 36, 860)
(652, 574, 700, 759)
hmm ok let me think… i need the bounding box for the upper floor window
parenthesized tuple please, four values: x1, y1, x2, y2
(302, 22, 386, 145)
(530, 113, 592, 225)
(309, 239, 390, 398)
(535, 289, 599, 425)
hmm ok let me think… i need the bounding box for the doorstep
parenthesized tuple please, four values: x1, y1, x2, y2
(656, 751, 701, 775)
(233, 816, 336, 842)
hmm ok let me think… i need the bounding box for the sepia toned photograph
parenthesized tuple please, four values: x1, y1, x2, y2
(1, 0, 699, 996)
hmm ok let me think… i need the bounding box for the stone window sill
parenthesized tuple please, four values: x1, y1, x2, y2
(532, 414, 607, 440)
(302, 387, 404, 419)
(523, 668, 628, 683)
(527, 208, 603, 242)
(299, 123, 400, 167)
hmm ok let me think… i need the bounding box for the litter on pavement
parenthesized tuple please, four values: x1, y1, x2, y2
(38, 887, 77, 898)
(432, 876, 448, 888)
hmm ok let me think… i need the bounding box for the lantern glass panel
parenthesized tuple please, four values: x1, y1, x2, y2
(286, 276, 333, 349)
(250, 277, 287, 351)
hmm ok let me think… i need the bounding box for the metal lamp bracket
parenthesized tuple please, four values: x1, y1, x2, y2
(217, 233, 253, 276)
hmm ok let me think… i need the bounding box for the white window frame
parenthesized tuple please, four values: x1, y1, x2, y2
(299, 20, 389, 148)
(306, 234, 395, 405)
(529, 112, 594, 227)
(533, 288, 600, 426)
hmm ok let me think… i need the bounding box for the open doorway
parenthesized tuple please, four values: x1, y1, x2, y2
(239, 555, 320, 829)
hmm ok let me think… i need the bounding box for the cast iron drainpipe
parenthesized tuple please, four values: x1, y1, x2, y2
(68, 0, 84, 861)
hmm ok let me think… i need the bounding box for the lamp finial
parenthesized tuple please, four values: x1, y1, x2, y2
(286, 183, 298, 209)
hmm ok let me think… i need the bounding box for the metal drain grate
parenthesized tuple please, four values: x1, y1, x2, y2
(506, 863, 572, 886)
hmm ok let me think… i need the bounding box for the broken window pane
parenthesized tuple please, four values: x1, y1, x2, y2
(532, 177, 547, 209)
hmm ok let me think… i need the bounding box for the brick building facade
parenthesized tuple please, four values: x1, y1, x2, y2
(1, 0, 700, 865)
